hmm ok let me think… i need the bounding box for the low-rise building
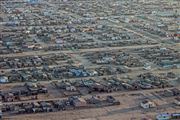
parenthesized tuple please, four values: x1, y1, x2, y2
(156, 113, 171, 120)
(0, 76, 9, 83)
(140, 100, 156, 109)
(72, 98, 87, 107)
(174, 97, 180, 106)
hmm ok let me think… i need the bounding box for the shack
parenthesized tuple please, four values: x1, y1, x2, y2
(69, 97, 87, 107)
(174, 97, 180, 106)
(140, 100, 156, 109)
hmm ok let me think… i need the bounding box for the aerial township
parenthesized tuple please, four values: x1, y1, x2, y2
(0, 0, 179, 120)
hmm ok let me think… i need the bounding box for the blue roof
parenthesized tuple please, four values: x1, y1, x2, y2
(172, 113, 180, 116)
(156, 113, 171, 120)
(26, 0, 39, 4)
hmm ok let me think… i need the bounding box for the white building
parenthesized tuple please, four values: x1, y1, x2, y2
(0, 76, 9, 83)
(140, 100, 156, 109)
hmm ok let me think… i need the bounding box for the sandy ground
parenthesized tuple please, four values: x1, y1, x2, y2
(2, 87, 180, 120)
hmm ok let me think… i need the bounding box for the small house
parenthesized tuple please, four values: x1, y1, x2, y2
(156, 113, 171, 120)
(0, 76, 9, 83)
(171, 88, 180, 96)
(162, 90, 174, 97)
(2, 93, 15, 102)
(140, 100, 156, 109)
(72, 97, 87, 107)
(54, 101, 65, 110)
(171, 113, 180, 119)
(40, 101, 52, 112)
(174, 97, 180, 106)
(88, 96, 102, 104)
